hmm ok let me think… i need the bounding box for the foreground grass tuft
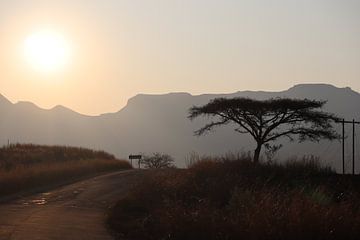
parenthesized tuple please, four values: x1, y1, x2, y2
(108, 155, 360, 240)
(0, 144, 131, 197)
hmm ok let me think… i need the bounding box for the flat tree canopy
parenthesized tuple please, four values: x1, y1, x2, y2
(188, 97, 340, 162)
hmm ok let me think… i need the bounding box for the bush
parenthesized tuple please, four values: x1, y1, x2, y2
(141, 152, 175, 169)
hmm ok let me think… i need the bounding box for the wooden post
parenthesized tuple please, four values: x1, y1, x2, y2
(353, 119, 355, 175)
(336, 119, 360, 175)
(343, 119, 345, 174)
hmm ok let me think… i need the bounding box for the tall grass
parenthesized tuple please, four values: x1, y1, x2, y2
(108, 155, 360, 240)
(0, 144, 131, 197)
(0, 143, 116, 168)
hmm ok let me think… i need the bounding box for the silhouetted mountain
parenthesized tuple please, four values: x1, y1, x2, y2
(0, 84, 358, 171)
(0, 94, 12, 109)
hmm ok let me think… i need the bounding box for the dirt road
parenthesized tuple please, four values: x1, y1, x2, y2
(0, 170, 144, 240)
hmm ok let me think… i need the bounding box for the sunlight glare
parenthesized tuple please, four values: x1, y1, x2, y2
(24, 30, 71, 73)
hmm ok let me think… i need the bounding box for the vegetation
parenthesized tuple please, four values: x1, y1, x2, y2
(108, 154, 360, 240)
(0, 144, 131, 197)
(141, 152, 175, 169)
(189, 98, 340, 162)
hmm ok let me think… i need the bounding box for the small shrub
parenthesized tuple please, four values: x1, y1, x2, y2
(141, 152, 175, 169)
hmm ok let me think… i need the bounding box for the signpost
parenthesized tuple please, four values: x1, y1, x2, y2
(129, 154, 142, 169)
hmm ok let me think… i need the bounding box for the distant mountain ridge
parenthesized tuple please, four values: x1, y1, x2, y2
(1, 84, 359, 171)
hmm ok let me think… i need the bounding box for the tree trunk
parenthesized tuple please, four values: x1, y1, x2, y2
(253, 143, 262, 163)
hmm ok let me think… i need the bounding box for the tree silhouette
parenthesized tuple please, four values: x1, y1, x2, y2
(188, 98, 340, 163)
(141, 152, 175, 169)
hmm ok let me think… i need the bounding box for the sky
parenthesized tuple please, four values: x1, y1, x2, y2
(0, 0, 359, 115)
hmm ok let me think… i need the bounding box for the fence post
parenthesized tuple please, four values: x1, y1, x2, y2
(343, 119, 345, 174)
(353, 119, 355, 175)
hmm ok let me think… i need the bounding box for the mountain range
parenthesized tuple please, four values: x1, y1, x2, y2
(1, 84, 359, 171)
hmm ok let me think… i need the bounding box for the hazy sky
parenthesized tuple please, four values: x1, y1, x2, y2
(0, 0, 359, 115)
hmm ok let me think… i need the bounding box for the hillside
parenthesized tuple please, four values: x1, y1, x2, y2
(0, 144, 131, 197)
(0, 84, 359, 170)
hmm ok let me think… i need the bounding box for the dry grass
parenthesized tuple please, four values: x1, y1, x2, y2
(0, 144, 131, 197)
(108, 154, 360, 240)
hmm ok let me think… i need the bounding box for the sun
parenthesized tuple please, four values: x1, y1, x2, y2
(24, 30, 71, 73)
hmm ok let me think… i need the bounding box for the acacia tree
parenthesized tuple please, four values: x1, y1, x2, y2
(188, 98, 340, 163)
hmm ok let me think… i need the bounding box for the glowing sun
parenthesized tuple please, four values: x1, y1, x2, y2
(24, 30, 71, 72)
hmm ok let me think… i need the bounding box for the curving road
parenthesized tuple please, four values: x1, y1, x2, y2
(0, 170, 145, 240)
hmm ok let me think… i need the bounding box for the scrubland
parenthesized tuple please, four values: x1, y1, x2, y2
(108, 154, 360, 240)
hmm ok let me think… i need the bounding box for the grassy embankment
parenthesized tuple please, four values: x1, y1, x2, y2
(108, 154, 360, 240)
(0, 144, 131, 197)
